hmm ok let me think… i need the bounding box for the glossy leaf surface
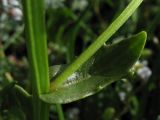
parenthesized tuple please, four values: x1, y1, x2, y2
(40, 31, 147, 104)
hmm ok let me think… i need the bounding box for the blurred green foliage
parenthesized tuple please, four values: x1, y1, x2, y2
(0, 0, 160, 120)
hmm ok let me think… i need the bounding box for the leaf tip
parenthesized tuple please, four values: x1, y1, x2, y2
(139, 31, 147, 52)
(140, 31, 147, 39)
(132, 31, 147, 51)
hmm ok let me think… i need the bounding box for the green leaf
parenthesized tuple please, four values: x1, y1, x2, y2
(51, 0, 144, 88)
(40, 31, 147, 104)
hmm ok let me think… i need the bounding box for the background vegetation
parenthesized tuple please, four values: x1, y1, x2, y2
(0, 0, 160, 120)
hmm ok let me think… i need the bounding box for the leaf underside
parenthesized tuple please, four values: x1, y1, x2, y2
(40, 31, 147, 104)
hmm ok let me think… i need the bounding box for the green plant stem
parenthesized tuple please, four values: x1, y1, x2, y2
(56, 104, 65, 120)
(51, 0, 143, 90)
(22, 0, 49, 120)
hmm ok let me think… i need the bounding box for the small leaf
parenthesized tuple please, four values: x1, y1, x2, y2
(40, 31, 147, 104)
(13, 85, 33, 120)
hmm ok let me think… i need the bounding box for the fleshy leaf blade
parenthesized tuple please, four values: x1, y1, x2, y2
(40, 31, 147, 104)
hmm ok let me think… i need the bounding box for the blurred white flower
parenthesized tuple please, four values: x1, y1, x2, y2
(133, 60, 152, 81)
(10, 7, 22, 21)
(2, 0, 8, 7)
(153, 36, 159, 45)
(72, 0, 88, 11)
(1, 0, 22, 21)
(137, 66, 152, 80)
(45, 0, 65, 9)
(118, 92, 126, 101)
(8, 0, 20, 6)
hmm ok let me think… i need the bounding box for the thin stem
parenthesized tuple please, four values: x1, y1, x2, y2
(51, 0, 143, 90)
(56, 104, 65, 120)
(22, 0, 50, 120)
